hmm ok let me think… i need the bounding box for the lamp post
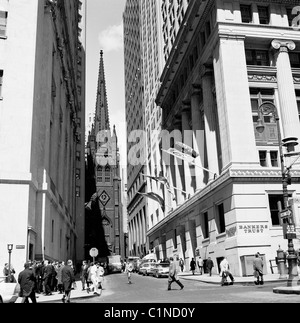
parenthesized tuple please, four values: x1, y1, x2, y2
(256, 101, 299, 286)
(7, 244, 13, 282)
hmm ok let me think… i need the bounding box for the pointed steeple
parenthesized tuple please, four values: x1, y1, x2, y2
(94, 50, 110, 132)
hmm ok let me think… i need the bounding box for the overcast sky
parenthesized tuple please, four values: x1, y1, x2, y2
(85, 0, 127, 169)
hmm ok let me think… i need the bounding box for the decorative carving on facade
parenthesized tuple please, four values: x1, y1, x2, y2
(248, 74, 277, 83)
(271, 39, 296, 51)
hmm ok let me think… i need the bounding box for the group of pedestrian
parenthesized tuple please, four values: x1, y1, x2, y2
(83, 261, 105, 295)
(16, 259, 76, 303)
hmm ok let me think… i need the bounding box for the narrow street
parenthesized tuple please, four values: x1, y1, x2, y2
(70, 272, 299, 304)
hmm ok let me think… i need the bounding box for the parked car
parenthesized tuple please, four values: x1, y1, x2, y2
(149, 262, 170, 278)
(0, 277, 20, 303)
(139, 262, 156, 276)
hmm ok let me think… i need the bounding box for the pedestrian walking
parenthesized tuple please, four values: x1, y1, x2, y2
(219, 257, 234, 286)
(179, 258, 184, 272)
(43, 260, 53, 296)
(86, 262, 93, 293)
(167, 257, 184, 291)
(190, 258, 196, 275)
(206, 257, 214, 276)
(90, 262, 100, 294)
(61, 259, 75, 303)
(56, 261, 64, 294)
(125, 259, 134, 284)
(80, 260, 89, 291)
(253, 253, 264, 285)
(97, 262, 105, 290)
(197, 256, 204, 275)
(17, 262, 37, 303)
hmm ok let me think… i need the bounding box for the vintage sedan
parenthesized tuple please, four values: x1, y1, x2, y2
(138, 262, 156, 276)
(0, 277, 20, 303)
(149, 262, 170, 278)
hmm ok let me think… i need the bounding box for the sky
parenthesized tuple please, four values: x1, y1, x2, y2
(85, 0, 127, 170)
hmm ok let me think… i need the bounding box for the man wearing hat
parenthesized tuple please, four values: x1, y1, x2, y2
(253, 253, 264, 285)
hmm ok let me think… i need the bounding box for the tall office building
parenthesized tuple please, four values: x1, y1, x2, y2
(0, 0, 86, 273)
(123, 0, 190, 258)
(123, 0, 148, 257)
(85, 51, 124, 259)
(153, 0, 300, 277)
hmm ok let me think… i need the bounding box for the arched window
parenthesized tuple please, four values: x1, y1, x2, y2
(105, 166, 111, 183)
(97, 166, 103, 183)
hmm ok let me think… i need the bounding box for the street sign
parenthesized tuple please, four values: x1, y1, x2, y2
(283, 223, 297, 240)
(280, 209, 291, 219)
(89, 248, 98, 258)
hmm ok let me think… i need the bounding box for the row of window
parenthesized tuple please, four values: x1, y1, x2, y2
(241, 4, 296, 26)
(246, 49, 300, 68)
(201, 194, 288, 240)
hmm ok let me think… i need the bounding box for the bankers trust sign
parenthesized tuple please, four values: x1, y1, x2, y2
(226, 224, 268, 238)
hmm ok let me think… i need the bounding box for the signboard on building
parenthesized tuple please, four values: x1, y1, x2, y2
(239, 224, 268, 234)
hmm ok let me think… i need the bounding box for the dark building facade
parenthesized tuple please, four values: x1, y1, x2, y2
(85, 51, 124, 260)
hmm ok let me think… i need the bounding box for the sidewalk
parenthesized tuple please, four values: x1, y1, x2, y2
(177, 272, 300, 294)
(15, 280, 99, 303)
(177, 272, 287, 285)
(15, 273, 300, 302)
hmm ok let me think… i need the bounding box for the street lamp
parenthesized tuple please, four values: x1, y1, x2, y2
(256, 101, 299, 286)
(7, 244, 13, 282)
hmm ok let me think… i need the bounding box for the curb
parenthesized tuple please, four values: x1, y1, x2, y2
(273, 287, 300, 295)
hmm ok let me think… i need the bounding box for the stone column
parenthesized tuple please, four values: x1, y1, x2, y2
(202, 66, 220, 182)
(213, 34, 259, 171)
(181, 102, 194, 197)
(191, 85, 206, 190)
(173, 118, 185, 205)
(271, 39, 300, 143)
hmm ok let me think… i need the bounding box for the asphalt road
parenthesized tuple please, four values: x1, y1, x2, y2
(70, 272, 299, 304)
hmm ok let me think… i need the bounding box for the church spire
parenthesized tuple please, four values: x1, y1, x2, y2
(94, 50, 110, 132)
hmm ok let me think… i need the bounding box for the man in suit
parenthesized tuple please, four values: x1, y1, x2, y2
(61, 259, 75, 303)
(167, 257, 184, 291)
(18, 262, 37, 303)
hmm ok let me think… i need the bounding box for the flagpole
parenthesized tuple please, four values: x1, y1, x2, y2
(162, 149, 217, 178)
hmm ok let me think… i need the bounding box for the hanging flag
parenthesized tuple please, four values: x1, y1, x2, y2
(138, 192, 165, 212)
(142, 174, 175, 199)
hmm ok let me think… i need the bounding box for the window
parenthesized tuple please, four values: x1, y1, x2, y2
(105, 166, 111, 183)
(250, 88, 278, 144)
(289, 52, 300, 68)
(250, 88, 275, 123)
(203, 212, 209, 239)
(216, 204, 226, 234)
(258, 6, 270, 24)
(0, 70, 3, 98)
(76, 186, 80, 197)
(0, 11, 7, 37)
(270, 151, 279, 167)
(296, 90, 300, 120)
(240, 4, 252, 23)
(246, 49, 270, 66)
(97, 166, 103, 183)
(268, 194, 291, 226)
(259, 151, 267, 167)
